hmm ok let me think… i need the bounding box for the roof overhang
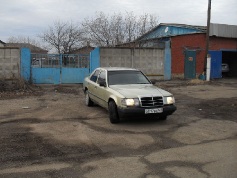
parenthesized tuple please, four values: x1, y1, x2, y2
(210, 23, 237, 38)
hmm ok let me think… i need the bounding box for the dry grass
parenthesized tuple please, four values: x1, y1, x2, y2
(0, 78, 33, 91)
(187, 79, 208, 85)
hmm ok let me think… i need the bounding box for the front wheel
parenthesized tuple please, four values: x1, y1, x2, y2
(108, 101, 120, 124)
(85, 90, 93, 106)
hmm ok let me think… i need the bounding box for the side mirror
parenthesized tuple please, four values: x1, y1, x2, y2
(150, 79, 156, 85)
(99, 80, 107, 87)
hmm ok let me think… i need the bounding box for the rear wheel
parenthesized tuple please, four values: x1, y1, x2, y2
(108, 101, 120, 124)
(85, 90, 93, 106)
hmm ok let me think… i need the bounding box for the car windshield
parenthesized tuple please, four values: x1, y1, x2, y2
(108, 70, 151, 85)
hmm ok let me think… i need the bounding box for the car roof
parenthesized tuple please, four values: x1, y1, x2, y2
(98, 67, 139, 71)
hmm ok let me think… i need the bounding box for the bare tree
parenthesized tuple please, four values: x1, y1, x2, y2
(7, 36, 41, 46)
(124, 12, 138, 42)
(82, 12, 159, 47)
(39, 20, 84, 54)
(110, 13, 126, 45)
(137, 13, 159, 36)
(82, 12, 113, 47)
(7, 36, 50, 52)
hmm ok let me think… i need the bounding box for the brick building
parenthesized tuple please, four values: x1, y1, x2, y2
(171, 33, 237, 78)
(122, 23, 237, 79)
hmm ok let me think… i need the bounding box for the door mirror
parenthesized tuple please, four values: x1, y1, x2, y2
(150, 79, 156, 85)
(99, 80, 106, 87)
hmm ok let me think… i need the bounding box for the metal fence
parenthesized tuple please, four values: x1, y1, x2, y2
(31, 54, 89, 68)
(30, 53, 90, 84)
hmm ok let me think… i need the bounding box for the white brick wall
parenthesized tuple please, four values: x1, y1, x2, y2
(0, 48, 20, 80)
(100, 48, 164, 77)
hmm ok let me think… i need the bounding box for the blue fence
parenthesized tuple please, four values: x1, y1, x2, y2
(21, 48, 93, 84)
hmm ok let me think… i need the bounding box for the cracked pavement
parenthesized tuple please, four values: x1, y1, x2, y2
(0, 79, 237, 178)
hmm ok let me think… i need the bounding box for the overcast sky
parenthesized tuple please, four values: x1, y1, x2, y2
(1, 0, 237, 42)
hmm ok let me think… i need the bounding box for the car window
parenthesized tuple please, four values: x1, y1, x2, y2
(108, 70, 150, 85)
(97, 70, 106, 84)
(90, 70, 100, 83)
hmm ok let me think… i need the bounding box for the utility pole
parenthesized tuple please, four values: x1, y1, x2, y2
(205, 0, 212, 81)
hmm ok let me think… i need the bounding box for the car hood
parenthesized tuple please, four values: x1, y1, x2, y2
(109, 84, 172, 98)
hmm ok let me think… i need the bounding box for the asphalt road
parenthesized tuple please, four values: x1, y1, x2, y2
(0, 79, 237, 178)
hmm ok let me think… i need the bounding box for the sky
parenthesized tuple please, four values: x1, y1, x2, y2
(1, 0, 237, 42)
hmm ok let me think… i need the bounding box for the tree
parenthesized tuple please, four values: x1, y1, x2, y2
(39, 20, 84, 54)
(7, 36, 50, 52)
(7, 36, 41, 46)
(82, 12, 112, 47)
(124, 12, 137, 42)
(82, 12, 159, 47)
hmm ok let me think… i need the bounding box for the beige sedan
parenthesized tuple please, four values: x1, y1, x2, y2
(83, 67, 176, 123)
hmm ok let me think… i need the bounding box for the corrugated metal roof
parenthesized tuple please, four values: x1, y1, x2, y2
(136, 23, 206, 41)
(210, 23, 237, 38)
(135, 23, 237, 42)
(159, 23, 206, 31)
(0, 40, 6, 45)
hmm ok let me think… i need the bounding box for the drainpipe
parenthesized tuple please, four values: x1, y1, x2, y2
(206, 54, 211, 81)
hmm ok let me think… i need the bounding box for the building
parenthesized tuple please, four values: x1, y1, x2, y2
(121, 23, 237, 79)
(69, 45, 95, 55)
(0, 40, 6, 47)
(5, 43, 48, 54)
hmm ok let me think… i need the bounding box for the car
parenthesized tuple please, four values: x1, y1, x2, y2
(222, 63, 229, 73)
(83, 67, 176, 123)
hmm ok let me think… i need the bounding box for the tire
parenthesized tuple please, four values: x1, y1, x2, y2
(85, 90, 93, 106)
(159, 115, 167, 120)
(108, 101, 120, 124)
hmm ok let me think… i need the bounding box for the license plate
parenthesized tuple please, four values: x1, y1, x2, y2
(145, 108, 163, 114)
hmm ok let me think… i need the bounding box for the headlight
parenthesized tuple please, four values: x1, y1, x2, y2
(121, 98, 140, 106)
(164, 96, 175, 104)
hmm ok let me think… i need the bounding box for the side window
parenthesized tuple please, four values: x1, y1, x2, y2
(97, 70, 106, 84)
(90, 70, 100, 83)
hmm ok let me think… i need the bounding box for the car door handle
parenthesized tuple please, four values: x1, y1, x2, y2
(94, 86, 97, 89)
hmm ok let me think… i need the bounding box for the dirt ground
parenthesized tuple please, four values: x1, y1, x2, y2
(0, 78, 237, 178)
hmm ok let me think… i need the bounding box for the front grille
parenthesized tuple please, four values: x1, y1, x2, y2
(140, 96, 163, 107)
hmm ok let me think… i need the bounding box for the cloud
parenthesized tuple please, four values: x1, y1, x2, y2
(0, 0, 236, 41)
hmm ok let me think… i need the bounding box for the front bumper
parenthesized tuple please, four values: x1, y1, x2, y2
(117, 105, 176, 118)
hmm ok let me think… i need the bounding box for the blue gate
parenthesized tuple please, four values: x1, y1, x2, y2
(31, 53, 90, 84)
(209, 50, 222, 79)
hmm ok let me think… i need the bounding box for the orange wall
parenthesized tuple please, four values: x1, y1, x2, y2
(171, 34, 237, 74)
(209, 37, 237, 50)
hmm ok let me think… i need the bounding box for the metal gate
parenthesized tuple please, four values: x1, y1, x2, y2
(184, 50, 196, 79)
(31, 53, 90, 84)
(209, 50, 222, 79)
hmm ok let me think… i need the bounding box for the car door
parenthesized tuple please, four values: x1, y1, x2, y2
(87, 69, 100, 102)
(94, 70, 108, 108)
